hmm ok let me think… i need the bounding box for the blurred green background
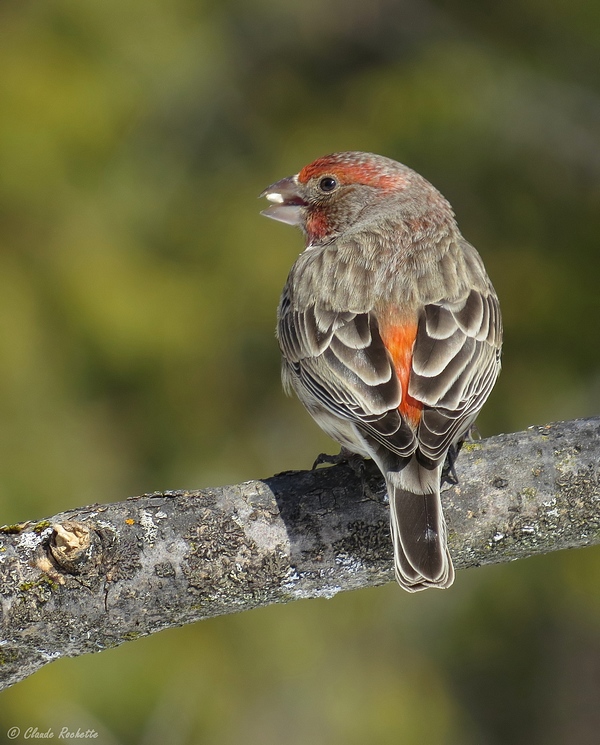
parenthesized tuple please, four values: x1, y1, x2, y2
(1, 0, 600, 743)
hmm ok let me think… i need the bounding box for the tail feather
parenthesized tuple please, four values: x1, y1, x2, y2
(386, 462, 454, 592)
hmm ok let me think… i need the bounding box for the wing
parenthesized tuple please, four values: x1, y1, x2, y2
(277, 252, 502, 466)
(410, 287, 502, 466)
(277, 287, 417, 458)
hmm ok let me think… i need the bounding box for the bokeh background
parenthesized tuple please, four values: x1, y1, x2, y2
(1, 0, 600, 743)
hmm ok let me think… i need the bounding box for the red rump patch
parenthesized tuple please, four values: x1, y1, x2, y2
(378, 322, 423, 426)
(298, 154, 404, 191)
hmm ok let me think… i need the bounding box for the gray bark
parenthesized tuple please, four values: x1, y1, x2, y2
(1, 417, 599, 690)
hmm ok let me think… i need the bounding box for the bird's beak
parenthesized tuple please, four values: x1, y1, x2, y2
(259, 176, 306, 227)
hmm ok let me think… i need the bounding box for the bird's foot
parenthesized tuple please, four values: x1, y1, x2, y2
(313, 448, 376, 499)
(441, 425, 480, 487)
(312, 447, 356, 470)
(466, 424, 481, 441)
(441, 450, 460, 487)
(441, 441, 464, 487)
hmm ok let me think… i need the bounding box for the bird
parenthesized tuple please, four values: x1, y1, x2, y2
(260, 151, 502, 591)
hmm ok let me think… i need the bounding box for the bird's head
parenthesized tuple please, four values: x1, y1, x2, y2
(260, 151, 452, 246)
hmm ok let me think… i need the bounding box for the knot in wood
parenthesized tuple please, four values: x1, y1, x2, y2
(49, 521, 92, 573)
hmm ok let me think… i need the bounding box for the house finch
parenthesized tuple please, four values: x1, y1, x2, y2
(260, 152, 502, 591)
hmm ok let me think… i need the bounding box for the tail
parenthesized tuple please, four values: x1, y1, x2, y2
(386, 460, 454, 592)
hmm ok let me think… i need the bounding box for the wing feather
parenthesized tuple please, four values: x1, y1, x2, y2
(412, 291, 502, 461)
(278, 290, 417, 457)
(277, 271, 502, 468)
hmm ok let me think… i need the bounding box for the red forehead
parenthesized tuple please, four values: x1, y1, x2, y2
(298, 154, 403, 190)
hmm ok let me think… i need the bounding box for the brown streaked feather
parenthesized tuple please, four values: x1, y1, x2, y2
(454, 289, 484, 334)
(328, 336, 393, 386)
(410, 288, 502, 462)
(412, 327, 467, 377)
(278, 297, 419, 458)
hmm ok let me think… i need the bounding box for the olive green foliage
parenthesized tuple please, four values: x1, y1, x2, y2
(1, 1, 599, 743)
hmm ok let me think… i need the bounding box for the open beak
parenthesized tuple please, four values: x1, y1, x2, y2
(259, 176, 306, 227)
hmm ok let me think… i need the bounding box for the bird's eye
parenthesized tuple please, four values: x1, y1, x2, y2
(318, 176, 337, 193)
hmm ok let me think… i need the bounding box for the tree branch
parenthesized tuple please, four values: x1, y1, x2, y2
(1, 417, 599, 690)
